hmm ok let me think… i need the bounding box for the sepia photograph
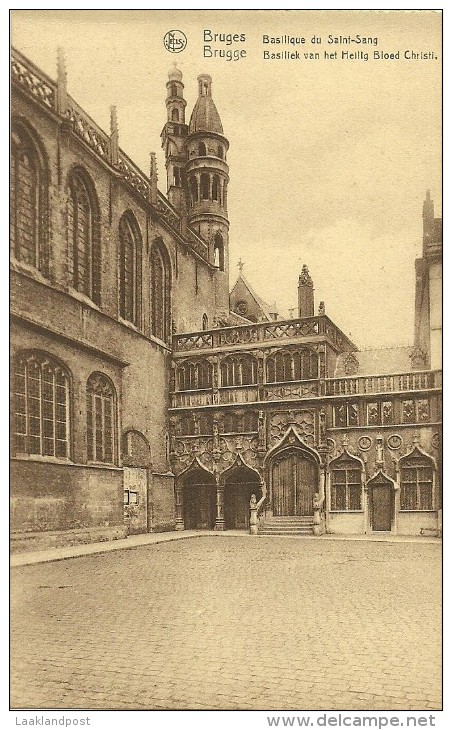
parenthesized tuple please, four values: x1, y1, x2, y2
(10, 8, 442, 717)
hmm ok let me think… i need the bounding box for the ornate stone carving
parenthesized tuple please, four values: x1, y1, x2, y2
(410, 346, 427, 370)
(387, 434, 403, 451)
(269, 410, 315, 447)
(299, 264, 313, 286)
(344, 352, 359, 376)
(358, 435, 372, 452)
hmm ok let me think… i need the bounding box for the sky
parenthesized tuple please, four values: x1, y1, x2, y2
(11, 9, 442, 349)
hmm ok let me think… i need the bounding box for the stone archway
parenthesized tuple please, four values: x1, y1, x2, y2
(181, 467, 216, 530)
(223, 465, 261, 530)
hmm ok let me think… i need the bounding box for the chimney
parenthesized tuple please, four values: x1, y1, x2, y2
(298, 264, 314, 318)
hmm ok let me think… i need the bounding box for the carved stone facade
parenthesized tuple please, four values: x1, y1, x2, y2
(10, 48, 442, 549)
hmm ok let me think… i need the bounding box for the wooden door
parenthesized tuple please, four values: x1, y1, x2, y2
(271, 449, 317, 516)
(371, 484, 392, 531)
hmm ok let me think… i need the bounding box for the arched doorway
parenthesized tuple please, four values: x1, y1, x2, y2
(224, 466, 261, 530)
(182, 467, 216, 530)
(270, 447, 318, 516)
(368, 472, 393, 532)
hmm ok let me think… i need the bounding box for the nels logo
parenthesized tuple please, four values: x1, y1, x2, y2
(164, 30, 187, 53)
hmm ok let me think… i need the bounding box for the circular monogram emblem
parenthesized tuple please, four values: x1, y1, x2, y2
(326, 438, 336, 454)
(357, 436, 372, 451)
(164, 30, 187, 54)
(236, 300, 248, 316)
(387, 434, 403, 450)
(431, 432, 440, 449)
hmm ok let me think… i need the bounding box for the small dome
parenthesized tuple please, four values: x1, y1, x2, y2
(189, 96, 223, 135)
(168, 63, 182, 82)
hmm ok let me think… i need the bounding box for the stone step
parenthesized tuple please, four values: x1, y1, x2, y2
(265, 515, 313, 525)
(258, 529, 313, 536)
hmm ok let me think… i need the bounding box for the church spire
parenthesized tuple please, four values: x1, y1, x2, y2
(160, 65, 188, 212)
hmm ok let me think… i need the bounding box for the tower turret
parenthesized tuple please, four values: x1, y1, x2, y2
(298, 265, 314, 318)
(161, 64, 188, 212)
(185, 74, 230, 312)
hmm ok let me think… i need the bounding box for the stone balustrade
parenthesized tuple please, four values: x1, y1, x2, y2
(173, 315, 356, 354)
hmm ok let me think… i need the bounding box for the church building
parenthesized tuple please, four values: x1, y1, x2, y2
(10, 48, 442, 551)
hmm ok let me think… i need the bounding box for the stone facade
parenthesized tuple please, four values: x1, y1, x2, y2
(10, 48, 442, 549)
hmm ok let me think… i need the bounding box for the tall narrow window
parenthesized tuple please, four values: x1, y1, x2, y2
(10, 122, 48, 273)
(201, 173, 210, 200)
(213, 233, 224, 271)
(67, 170, 101, 303)
(151, 242, 171, 343)
(119, 213, 142, 327)
(171, 108, 179, 121)
(86, 373, 116, 464)
(199, 142, 207, 156)
(202, 313, 209, 330)
(190, 177, 198, 205)
(212, 175, 219, 201)
(13, 352, 70, 458)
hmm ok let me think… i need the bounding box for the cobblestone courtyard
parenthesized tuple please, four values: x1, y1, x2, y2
(11, 536, 441, 711)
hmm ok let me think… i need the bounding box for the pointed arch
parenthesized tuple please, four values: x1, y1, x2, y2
(171, 107, 179, 121)
(67, 166, 101, 303)
(202, 313, 209, 331)
(119, 211, 142, 327)
(222, 457, 263, 530)
(199, 141, 207, 156)
(264, 426, 321, 466)
(10, 118, 49, 274)
(150, 240, 172, 343)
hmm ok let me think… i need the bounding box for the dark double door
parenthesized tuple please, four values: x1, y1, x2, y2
(271, 448, 318, 516)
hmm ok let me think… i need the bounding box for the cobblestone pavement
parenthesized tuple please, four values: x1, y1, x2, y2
(11, 536, 441, 711)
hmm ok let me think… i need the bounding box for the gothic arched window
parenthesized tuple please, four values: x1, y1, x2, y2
(221, 355, 257, 387)
(199, 142, 207, 156)
(399, 449, 434, 511)
(13, 351, 70, 458)
(171, 108, 179, 121)
(266, 348, 319, 383)
(213, 233, 225, 271)
(119, 213, 142, 327)
(86, 373, 116, 464)
(202, 313, 209, 330)
(67, 169, 101, 304)
(10, 121, 48, 273)
(151, 242, 171, 343)
(177, 360, 212, 391)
